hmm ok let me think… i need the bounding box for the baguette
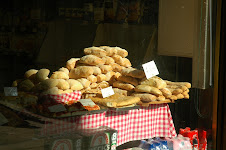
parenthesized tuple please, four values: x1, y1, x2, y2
(135, 85, 162, 96)
(84, 46, 107, 57)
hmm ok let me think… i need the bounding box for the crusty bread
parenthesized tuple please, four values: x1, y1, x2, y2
(80, 55, 104, 66)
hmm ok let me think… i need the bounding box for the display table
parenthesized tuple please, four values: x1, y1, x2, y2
(40, 104, 176, 146)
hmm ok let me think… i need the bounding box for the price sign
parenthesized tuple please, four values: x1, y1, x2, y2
(48, 104, 67, 113)
(4, 87, 18, 96)
(142, 60, 159, 79)
(79, 99, 96, 107)
(101, 86, 114, 98)
(0, 113, 8, 126)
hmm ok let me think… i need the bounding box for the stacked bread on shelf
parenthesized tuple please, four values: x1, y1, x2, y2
(12, 46, 191, 108)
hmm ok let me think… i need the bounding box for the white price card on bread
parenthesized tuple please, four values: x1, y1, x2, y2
(0, 113, 8, 126)
(101, 86, 115, 98)
(142, 60, 159, 79)
(48, 104, 66, 113)
(79, 99, 96, 107)
(4, 87, 18, 96)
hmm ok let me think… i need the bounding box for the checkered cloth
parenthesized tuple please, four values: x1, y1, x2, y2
(40, 91, 81, 105)
(40, 104, 176, 146)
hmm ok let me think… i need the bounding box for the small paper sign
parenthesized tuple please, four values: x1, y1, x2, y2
(48, 104, 67, 113)
(4, 87, 18, 96)
(79, 99, 96, 107)
(142, 60, 159, 79)
(101, 86, 114, 98)
(0, 113, 8, 126)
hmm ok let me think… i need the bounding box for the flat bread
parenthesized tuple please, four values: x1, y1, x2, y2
(90, 93, 140, 108)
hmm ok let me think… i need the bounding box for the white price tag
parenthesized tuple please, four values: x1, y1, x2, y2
(79, 99, 96, 107)
(0, 113, 8, 126)
(48, 104, 67, 113)
(142, 60, 159, 79)
(101, 86, 114, 98)
(4, 87, 18, 96)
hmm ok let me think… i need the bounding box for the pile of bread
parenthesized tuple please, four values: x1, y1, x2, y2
(12, 46, 191, 108)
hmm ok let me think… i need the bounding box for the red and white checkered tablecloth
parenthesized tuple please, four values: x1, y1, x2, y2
(41, 104, 176, 146)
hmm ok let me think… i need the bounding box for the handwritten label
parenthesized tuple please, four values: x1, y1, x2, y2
(0, 113, 8, 126)
(79, 99, 96, 107)
(4, 87, 18, 96)
(48, 104, 66, 113)
(101, 86, 114, 98)
(142, 60, 159, 79)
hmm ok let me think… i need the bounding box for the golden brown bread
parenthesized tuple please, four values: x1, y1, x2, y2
(165, 80, 191, 88)
(98, 64, 113, 74)
(40, 79, 59, 90)
(105, 71, 115, 81)
(24, 69, 38, 80)
(160, 88, 172, 98)
(80, 55, 104, 66)
(110, 63, 123, 72)
(77, 78, 91, 88)
(113, 81, 135, 91)
(87, 75, 97, 83)
(135, 85, 162, 96)
(121, 68, 145, 78)
(131, 93, 157, 102)
(157, 96, 166, 101)
(140, 77, 167, 89)
(102, 56, 115, 64)
(84, 46, 107, 57)
(18, 79, 35, 92)
(42, 87, 59, 95)
(117, 75, 138, 86)
(36, 69, 50, 82)
(50, 71, 69, 80)
(100, 46, 117, 56)
(67, 79, 84, 90)
(59, 67, 69, 75)
(56, 79, 70, 90)
(69, 66, 94, 79)
(66, 58, 80, 70)
(115, 47, 128, 58)
(113, 88, 128, 96)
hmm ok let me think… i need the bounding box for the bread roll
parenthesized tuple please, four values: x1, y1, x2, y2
(120, 58, 132, 67)
(100, 46, 117, 56)
(84, 46, 107, 57)
(90, 83, 98, 89)
(132, 93, 157, 102)
(69, 66, 94, 79)
(56, 79, 70, 90)
(97, 81, 109, 89)
(102, 56, 115, 65)
(80, 55, 104, 66)
(135, 85, 162, 96)
(66, 58, 80, 70)
(91, 66, 102, 75)
(176, 93, 184, 99)
(170, 95, 178, 101)
(18, 79, 35, 92)
(114, 72, 122, 79)
(24, 69, 38, 80)
(112, 55, 122, 64)
(77, 78, 91, 88)
(67, 79, 84, 90)
(40, 79, 59, 90)
(117, 75, 138, 86)
(59, 67, 69, 75)
(121, 68, 145, 79)
(50, 71, 69, 80)
(165, 80, 191, 88)
(115, 47, 128, 58)
(157, 96, 166, 101)
(98, 64, 113, 74)
(36, 69, 50, 82)
(97, 74, 107, 83)
(12, 79, 23, 87)
(110, 63, 123, 72)
(113, 81, 135, 91)
(140, 77, 167, 89)
(105, 71, 115, 81)
(113, 88, 128, 96)
(87, 75, 97, 83)
(160, 88, 172, 98)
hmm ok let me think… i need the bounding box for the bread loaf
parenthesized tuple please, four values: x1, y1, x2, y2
(135, 85, 162, 96)
(115, 47, 128, 58)
(140, 77, 167, 89)
(98, 64, 113, 74)
(102, 56, 115, 64)
(59, 67, 69, 75)
(80, 55, 104, 66)
(36, 69, 50, 82)
(100, 46, 117, 56)
(121, 68, 145, 78)
(50, 71, 69, 80)
(165, 80, 191, 88)
(110, 63, 123, 72)
(56, 79, 70, 90)
(67, 79, 84, 90)
(77, 78, 91, 88)
(87, 75, 97, 83)
(113, 88, 128, 96)
(97, 74, 107, 83)
(117, 75, 138, 86)
(18, 79, 35, 92)
(40, 79, 59, 90)
(66, 58, 80, 70)
(132, 93, 157, 102)
(105, 71, 115, 81)
(113, 81, 135, 91)
(69, 66, 94, 79)
(24, 69, 38, 80)
(84, 46, 107, 57)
